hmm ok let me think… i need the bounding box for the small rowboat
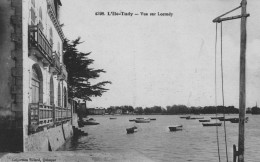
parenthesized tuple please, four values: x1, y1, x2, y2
(202, 123, 222, 126)
(135, 119, 150, 123)
(190, 117, 204, 119)
(169, 125, 183, 131)
(110, 117, 117, 119)
(81, 118, 100, 125)
(126, 126, 137, 134)
(230, 117, 248, 123)
(149, 118, 156, 120)
(210, 117, 224, 119)
(129, 119, 136, 122)
(180, 116, 190, 119)
(136, 117, 144, 119)
(199, 119, 210, 122)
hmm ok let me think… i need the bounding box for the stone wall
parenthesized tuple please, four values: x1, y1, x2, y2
(0, 0, 23, 152)
(24, 122, 73, 152)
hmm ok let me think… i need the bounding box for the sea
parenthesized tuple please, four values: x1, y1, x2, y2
(58, 114, 260, 162)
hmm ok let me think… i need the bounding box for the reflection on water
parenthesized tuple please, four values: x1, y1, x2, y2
(58, 115, 260, 162)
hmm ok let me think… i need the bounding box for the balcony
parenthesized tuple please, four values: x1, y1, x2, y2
(58, 64, 68, 81)
(29, 103, 72, 134)
(29, 24, 53, 65)
(50, 51, 61, 74)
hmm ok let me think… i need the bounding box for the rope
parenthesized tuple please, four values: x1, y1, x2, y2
(214, 22, 221, 162)
(220, 22, 229, 162)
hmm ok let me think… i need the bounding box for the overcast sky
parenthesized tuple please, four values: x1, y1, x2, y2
(61, 0, 260, 108)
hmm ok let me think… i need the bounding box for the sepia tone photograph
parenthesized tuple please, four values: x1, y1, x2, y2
(0, 0, 260, 161)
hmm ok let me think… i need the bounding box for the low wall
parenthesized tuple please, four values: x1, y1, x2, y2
(24, 122, 73, 152)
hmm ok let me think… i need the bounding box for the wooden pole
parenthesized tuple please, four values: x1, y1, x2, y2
(233, 145, 237, 162)
(238, 0, 247, 161)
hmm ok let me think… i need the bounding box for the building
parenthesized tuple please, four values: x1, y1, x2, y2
(0, 0, 73, 152)
(87, 108, 106, 115)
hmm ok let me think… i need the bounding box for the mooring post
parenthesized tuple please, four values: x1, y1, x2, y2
(238, 0, 247, 162)
(233, 144, 237, 162)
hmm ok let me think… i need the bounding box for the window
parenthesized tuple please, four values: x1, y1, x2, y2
(31, 0, 36, 25)
(31, 8, 36, 25)
(39, 7, 42, 20)
(58, 83, 61, 107)
(50, 76, 54, 105)
(31, 66, 43, 103)
(49, 28, 53, 46)
(64, 88, 67, 108)
(57, 42, 60, 58)
(31, 64, 43, 103)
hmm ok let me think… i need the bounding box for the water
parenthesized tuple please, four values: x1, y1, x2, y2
(59, 114, 260, 162)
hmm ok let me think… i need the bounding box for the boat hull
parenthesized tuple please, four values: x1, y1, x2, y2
(202, 123, 222, 126)
(169, 125, 183, 131)
(135, 119, 150, 123)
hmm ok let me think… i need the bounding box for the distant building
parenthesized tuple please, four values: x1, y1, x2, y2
(0, 0, 72, 152)
(87, 108, 106, 115)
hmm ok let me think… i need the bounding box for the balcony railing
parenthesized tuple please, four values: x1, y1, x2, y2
(29, 24, 53, 65)
(29, 103, 72, 134)
(50, 51, 61, 74)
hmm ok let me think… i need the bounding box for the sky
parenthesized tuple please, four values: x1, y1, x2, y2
(60, 0, 260, 108)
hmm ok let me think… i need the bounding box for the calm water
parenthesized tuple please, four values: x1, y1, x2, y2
(59, 115, 260, 162)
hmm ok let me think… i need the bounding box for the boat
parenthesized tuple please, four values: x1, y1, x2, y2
(180, 116, 190, 119)
(136, 117, 144, 119)
(110, 117, 117, 119)
(149, 118, 156, 120)
(83, 120, 99, 125)
(126, 126, 137, 134)
(185, 116, 191, 119)
(199, 119, 210, 122)
(230, 117, 248, 123)
(218, 117, 235, 121)
(210, 117, 224, 119)
(129, 119, 136, 122)
(190, 117, 204, 119)
(202, 123, 222, 127)
(135, 119, 150, 123)
(169, 125, 183, 131)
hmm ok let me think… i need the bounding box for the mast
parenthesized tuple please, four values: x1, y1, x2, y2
(238, 0, 247, 161)
(213, 0, 249, 161)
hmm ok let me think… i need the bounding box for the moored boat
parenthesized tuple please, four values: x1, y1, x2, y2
(126, 126, 138, 134)
(129, 119, 136, 122)
(230, 117, 248, 123)
(202, 123, 222, 126)
(169, 125, 183, 131)
(110, 117, 117, 119)
(81, 118, 100, 125)
(190, 117, 204, 119)
(83, 120, 100, 125)
(180, 116, 188, 119)
(199, 119, 210, 122)
(210, 117, 224, 120)
(135, 119, 150, 123)
(149, 118, 156, 120)
(218, 117, 235, 121)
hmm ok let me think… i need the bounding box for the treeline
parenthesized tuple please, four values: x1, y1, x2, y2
(106, 105, 241, 115)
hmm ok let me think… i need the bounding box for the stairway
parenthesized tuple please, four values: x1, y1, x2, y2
(72, 126, 88, 136)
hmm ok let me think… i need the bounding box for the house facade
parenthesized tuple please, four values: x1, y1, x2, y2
(0, 0, 73, 152)
(87, 108, 106, 115)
